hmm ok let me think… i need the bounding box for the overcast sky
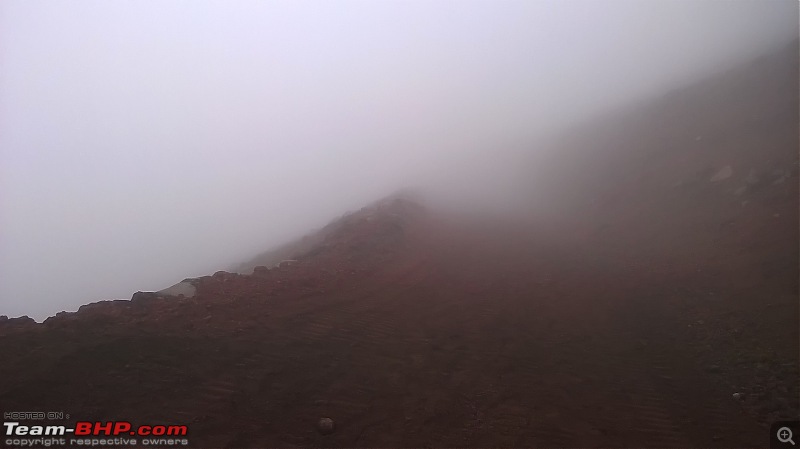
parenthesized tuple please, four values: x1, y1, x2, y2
(1, 1, 797, 321)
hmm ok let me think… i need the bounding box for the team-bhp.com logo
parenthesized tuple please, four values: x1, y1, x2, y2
(4, 419, 189, 447)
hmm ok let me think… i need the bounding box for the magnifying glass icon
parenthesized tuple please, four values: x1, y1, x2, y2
(778, 427, 795, 445)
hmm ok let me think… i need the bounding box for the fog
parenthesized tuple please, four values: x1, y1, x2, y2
(1, 1, 796, 321)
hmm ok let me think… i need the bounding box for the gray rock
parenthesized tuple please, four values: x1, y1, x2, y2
(1, 316, 36, 326)
(710, 165, 734, 182)
(131, 291, 159, 302)
(156, 281, 196, 298)
(317, 417, 335, 435)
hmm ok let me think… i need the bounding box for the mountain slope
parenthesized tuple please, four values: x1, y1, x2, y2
(232, 193, 427, 274)
(0, 41, 797, 448)
(0, 204, 774, 447)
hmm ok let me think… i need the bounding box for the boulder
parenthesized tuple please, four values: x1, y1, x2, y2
(213, 271, 229, 280)
(709, 165, 733, 182)
(0, 315, 36, 326)
(131, 291, 159, 303)
(156, 281, 197, 298)
(316, 417, 335, 435)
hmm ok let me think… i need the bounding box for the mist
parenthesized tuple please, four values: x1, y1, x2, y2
(1, 1, 796, 321)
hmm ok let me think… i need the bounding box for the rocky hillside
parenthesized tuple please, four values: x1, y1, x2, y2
(0, 41, 796, 448)
(231, 193, 426, 274)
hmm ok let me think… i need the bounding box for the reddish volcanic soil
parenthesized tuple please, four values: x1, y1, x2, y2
(1, 42, 797, 448)
(0, 190, 796, 447)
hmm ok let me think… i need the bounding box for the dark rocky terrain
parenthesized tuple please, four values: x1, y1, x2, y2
(1, 40, 797, 448)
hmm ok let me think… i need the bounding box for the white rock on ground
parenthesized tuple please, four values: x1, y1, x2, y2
(710, 165, 734, 182)
(316, 417, 335, 435)
(156, 280, 197, 298)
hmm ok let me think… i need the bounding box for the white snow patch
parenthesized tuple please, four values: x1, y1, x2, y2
(156, 281, 197, 298)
